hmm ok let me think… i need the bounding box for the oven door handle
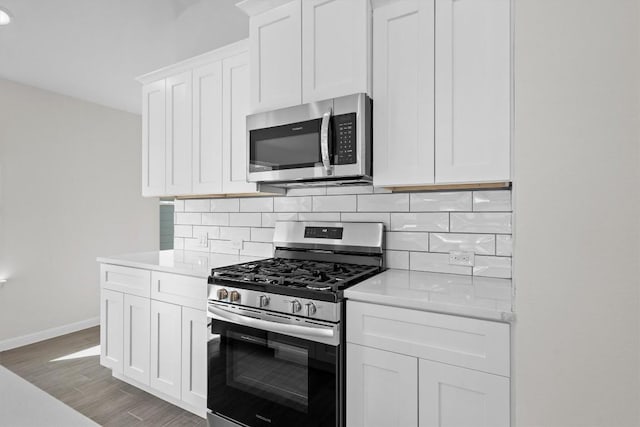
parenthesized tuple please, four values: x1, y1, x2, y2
(207, 305, 335, 339)
(320, 109, 332, 175)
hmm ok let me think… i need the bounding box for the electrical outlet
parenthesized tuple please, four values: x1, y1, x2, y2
(197, 233, 208, 248)
(449, 251, 475, 267)
(231, 238, 243, 250)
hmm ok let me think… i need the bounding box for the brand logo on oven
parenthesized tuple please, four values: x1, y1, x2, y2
(256, 414, 272, 423)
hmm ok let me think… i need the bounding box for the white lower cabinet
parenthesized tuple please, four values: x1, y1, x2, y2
(347, 343, 418, 427)
(419, 359, 510, 427)
(123, 294, 151, 385)
(150, 299, 183, 400)
(181, 307, 208, 409)
(346, 300, 510, 426)
(100, 289, 123, 374)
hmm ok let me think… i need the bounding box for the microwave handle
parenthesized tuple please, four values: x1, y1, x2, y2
(320, 109, 332, 175)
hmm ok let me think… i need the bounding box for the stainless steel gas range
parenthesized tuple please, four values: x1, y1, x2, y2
(206, 221, 384, 427)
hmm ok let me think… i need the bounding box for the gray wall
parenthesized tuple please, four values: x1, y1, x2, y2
(0, 78, 158, 346)
(514, 0, 640, 425)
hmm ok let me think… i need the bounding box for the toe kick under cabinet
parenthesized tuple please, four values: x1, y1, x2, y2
(346, 300, 511, 427)
(99, 264, 208, 418)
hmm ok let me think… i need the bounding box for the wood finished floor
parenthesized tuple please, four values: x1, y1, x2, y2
(0, 326, 206, 427)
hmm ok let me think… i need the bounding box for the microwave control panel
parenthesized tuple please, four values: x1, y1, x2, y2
(333, 113, 357, 165)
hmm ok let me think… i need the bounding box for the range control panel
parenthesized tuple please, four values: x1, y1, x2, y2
(304, 226, 344, 240)
(333, 113, 357, 165)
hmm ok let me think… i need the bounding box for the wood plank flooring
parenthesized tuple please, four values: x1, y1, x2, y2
(0, 327, 206, 427)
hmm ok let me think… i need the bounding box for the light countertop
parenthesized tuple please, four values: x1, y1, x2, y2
(97, 250, 264, 278)
(344, 269, 513, 322)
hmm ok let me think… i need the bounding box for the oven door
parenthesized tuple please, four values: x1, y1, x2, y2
(207, 305, 340, 427)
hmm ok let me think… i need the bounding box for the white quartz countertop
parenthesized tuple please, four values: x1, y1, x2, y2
(344, 269, 513, 322)
(97, 250, 264, 278)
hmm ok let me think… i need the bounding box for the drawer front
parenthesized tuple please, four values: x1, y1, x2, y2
(346, 300, 510, 376)
(101, 264, 151, 297)
(151, 271, 206, 310)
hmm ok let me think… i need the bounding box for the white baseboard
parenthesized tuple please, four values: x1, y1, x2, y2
(0, 317, 100, 352)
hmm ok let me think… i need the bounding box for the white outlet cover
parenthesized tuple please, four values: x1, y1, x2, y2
(449, 251, 475, 267)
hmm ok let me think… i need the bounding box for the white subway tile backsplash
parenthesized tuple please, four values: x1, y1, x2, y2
(211, 198, 240, 212)
(173, 237, 184, 250)
(274, 197, 312, 212)
(298, 212, 341, 222)
(174, 200, 185, 212)
(473, 256, 512, 278)
(262, 212, 298, 227)
(496, 235, 513, 256)
(390, 213, 449, 232)
(229, 213, 262, 227)
(386, 232, 429, 251)
(240, 242, 274, 258)
(410, 192, 472, 212)
(183, 238, 209, 252)
(175, 212, 201, 225)
(429, 233, 495, 255)
(410, 252, 472, 275)
(193, 225, 220, 240)
(340, 212, 390, 229)
(251, 227, 275, 243)
(385, 250, 409, 270)
(358, 194, 409, 212)
(209, 239, 239, 255)
(326, 185, 374, 195)
(240, 197, 274, 212)
(184, 199, 211, 212)
(313, 195, 356, 212)
(220, 227, 251, 241)
(450, 213, 512, 234)
(202, 213, 230, 226)
(174, 225, 193, 238)
(473, 191, 511, 212)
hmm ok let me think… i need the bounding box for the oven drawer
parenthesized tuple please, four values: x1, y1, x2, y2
(346, 300, 510, 377)
(100, 264, 151, 297)
(151, 271, 206, 310)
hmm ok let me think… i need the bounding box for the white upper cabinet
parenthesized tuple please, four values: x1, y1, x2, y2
(240, 0, 371, 112)
(434, 0, 511, 183)
(222, 52, 256, 193)
(373, 0, 511, 187)
(248, 1, 302, 112)
(142, 80, 166, 196)
(192, 61, 223, 194)
(165, 72, 193, 195)
(301, 0, 371, 103)
(373, 0, 435, 187)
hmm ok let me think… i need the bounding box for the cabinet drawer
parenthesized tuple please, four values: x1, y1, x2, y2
(100, 264, 151, 297)
(151, 271, 206, 310)
(346, 300, 510, 376)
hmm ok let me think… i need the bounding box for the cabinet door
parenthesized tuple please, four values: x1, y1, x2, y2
(301, 0, 370, 103)
(100, 289, 123, 374)
(181, 307, 207, 409)
(419, 358, 510, 427)
(123, 294, 151, 385)
(434, 0, 511, 183)
(142, 80, 166, 196)
(166, 72, 193, 195)
(249, 0, 302, 111)
(222, 52, 257, 194)
(372, 0, 435, 187)
(150, 300, 182, 399)
(192, 61, 223, 195)
(346, 343, 418, 427)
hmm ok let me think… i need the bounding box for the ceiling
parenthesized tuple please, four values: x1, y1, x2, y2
(0, 0, 249, 114)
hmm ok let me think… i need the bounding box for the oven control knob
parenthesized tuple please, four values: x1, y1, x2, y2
(230, 290, 241, 303)
(217, 288, 229, 300)
(305, 302, 317, 317)
(259, 295, 270, 308)
(289, 300, 302, 313)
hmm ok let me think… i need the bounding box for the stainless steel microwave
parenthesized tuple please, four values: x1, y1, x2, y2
(246, 93, 372, 187)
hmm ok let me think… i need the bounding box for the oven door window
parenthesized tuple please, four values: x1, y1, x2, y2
(209, 321, 338, 427)
(249, 118, 323, 172)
